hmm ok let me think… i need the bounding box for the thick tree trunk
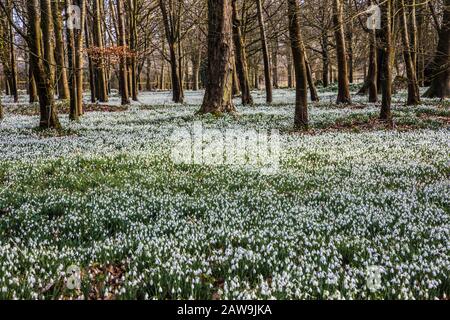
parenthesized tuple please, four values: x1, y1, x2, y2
(28, 0, 61, 129)
(232, 0, 253, 105)
(199, 0, 235, 114)
(400, 0, 420, 105)
(423, 0, 450, 99)
(332, 0, 352, 104)
(378, 0, 393, 121)
(288, 0, 308, 128)
(51, 0, 70, 100)
(256, 0, 273, 103)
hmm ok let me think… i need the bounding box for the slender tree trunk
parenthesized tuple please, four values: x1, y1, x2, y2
(5, 0, 17, 102)
(29, 58, 38, 103)
(302, 41, 319, 102)
(117, 0, 130, 105)
(128, 0, 138, 101)
(93, 0, 108, 102)
(192, 45, 201, 91)
(288, 0, 308, 128)
(378, 0, 393, 121)
(51, 0, 70, 100)
(232, 0, 253, 105)
(74, 0, 85, 115)
(400, 0, 420, 105)
(65, 0, 79, 120)
(287, 49, 293, 88)
(333, 0, 352, 104)
(272, 35, 279, 89)
(199, 0, 235, 114)
(159, 0, 184, 103)
(368, 28, 378, 103)
(321, 32, 329, 87)
(85, 17, 96, 103)
(256, 0, 273, 103)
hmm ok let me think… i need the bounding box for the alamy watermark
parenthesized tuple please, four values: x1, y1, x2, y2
(366, 265, 383, 292)
(366, 5, 381, 30)
(66, 5, 81, 30)
(170, 122, 281, 174)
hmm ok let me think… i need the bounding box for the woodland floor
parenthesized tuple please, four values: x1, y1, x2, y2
(0, 87, 449, 300)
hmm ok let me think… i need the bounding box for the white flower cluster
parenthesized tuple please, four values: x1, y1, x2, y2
(0, 89, 448, 300)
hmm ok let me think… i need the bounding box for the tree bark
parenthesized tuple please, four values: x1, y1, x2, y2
(423, 0, 450, 99)
(28, 0, 61, 129)
(378, 0, 393, 122)
(199, 0, 236, 114)
(65, 0, 78, 120)
(232, 0, 253, 105)
(288, 0, 308, 129)
(400, 0, 420, 105)
(117, 0, 130, 105)
(159, 0, 184, 103)
(332, 0, 352, 104)
(51, 0, 70, 100)
(256, 0, 273, 103)
(74, 0, 85, 115)
(93, 0, 108, 102)
(321, 32, 329, 87)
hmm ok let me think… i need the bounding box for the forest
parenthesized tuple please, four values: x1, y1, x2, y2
(0, 0, 448, 300)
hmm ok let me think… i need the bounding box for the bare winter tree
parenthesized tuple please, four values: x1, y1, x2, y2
(199, 0, 236, 114)
(288, 0, 308, 128)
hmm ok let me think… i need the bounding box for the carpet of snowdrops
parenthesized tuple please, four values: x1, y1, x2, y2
(0, 88, 449, 300)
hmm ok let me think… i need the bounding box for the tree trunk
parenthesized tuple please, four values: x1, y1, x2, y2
(66, 0, 78, 120)
(321, 32, 329, 87)
(199, 0, 235, 114)
(288, 0, 308, 128)
(332, 0, 352, 104)
(378, 0, 393, 122)
(400, 0, 420, 105)
(29, 66, 38, 103)
(256, 0, 273, 103)
(93, 0, 108, 102)
(368, 28, 378, 103)
(423, 0, 450, 99)
(272, 35, 279, 89)
(192, 45, 201, 91)
(128, 0, 138, 101)
(232, 0, 253, 105)
(302, 41, 319, 101)
(159, 0, 184, 103)
(117, 0, 130, 105)
(74, 0, 85, 115)
(28, 0, 61, 129)
(6, 0, 18, 102)
(51, 0, 70, 100)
